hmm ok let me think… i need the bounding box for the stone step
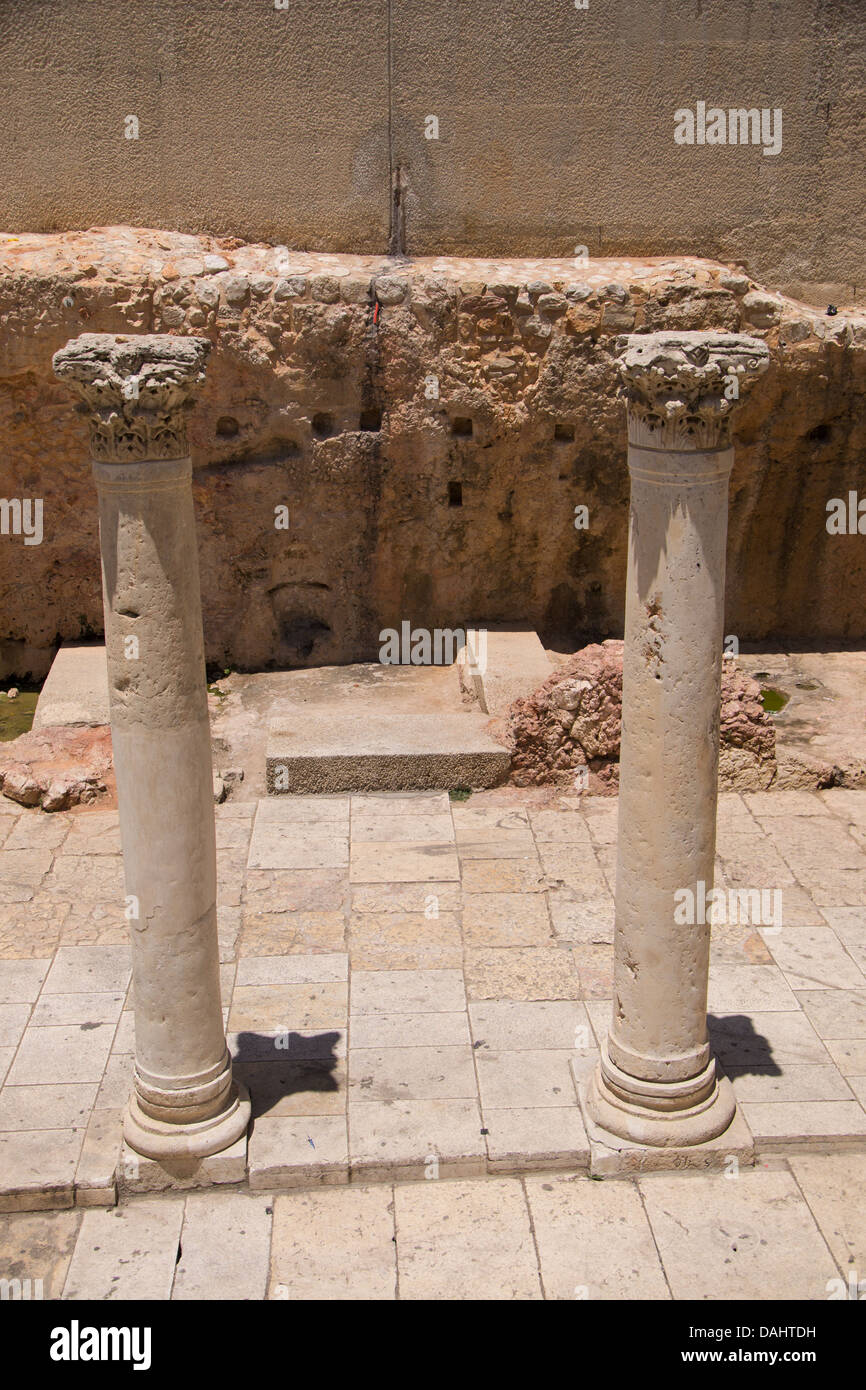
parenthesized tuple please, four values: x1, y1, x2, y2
(459, 625, 553, 716)
(33, 642, 109, 729)
(266, 708, 510, 793)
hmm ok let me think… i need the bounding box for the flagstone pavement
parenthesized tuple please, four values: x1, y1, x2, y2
(1, 785, 866, 1295)
(2, 1154, 865, 1299)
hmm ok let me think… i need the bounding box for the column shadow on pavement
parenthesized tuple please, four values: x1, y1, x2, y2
(707, 1013, 783, 1076)
(230, 1030, 343, 1119)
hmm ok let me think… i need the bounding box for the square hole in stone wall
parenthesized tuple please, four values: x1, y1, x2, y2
(359, 408, 382, 432)
(452, 417, 473, 437)
(555, 423, 575, 442)
(807, 422, 831, 442)
(448, 480, 463, 507)
(312, 412, 335, 439)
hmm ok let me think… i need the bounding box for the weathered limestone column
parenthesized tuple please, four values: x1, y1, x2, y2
(53, 334, 250, 1160)
(585, 332, 769, 1147)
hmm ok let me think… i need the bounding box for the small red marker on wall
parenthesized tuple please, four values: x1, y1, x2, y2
(373, 302, 380, 325)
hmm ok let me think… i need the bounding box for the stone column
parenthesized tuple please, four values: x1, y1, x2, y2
(53, 334, 250, 1161)
(585, 332, 769, 1148)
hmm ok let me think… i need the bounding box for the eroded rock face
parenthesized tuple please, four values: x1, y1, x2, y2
(1, 228, 865, 680)
(0, 726, 115, 810)
(506, 641, 775, 792)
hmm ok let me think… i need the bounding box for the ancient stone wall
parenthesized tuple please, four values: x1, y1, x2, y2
(0, 1, 863, 303)
(1, 229, 864, 679)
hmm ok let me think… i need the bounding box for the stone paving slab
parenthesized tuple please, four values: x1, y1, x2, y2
(347, 910, 463, 970)
(0, 789, 865, 1207)
(248, 1115, 349, 1189)
(483, 1107, 590, 1172)
(0, 1207, 81, 1297)
(348, 1044, 477, 1102)
(349, 842, 461, 883)
(234, 1057, 347, 1118)
(32, 642, 109, 730)
(269, 1185, 396, 1301)
(740, 1099, 866, 1147)
(0, 1082, 97, 1131)
(5, 1154, 865, 1300)
(0, 1128, 84, 1212)
(348, 1098, 486, 1182)
(75, 1108, 121, 1208)
(266, 710, 510, 794)
(7, 1022, 115, 1086)
(228, 982, 348, 1032)
(476, 1049, 578, 1109)
(353, 812, 455, 842)
(525, 1171, 669, 1300)
(787, 1152, 866, 1273)
(173, 1191, 272, 1301)
(462, 892, 552, 946)
(638, 1166, 840, 1301)
(351, 1012, 469, 1055)
(394, 1178, 541, 1300)
(62, 1201, 185, 1300)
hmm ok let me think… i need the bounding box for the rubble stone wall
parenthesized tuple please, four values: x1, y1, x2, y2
(1, 229, 864, 679)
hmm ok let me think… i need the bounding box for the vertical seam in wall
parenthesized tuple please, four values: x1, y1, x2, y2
(386, 0, 394, 254)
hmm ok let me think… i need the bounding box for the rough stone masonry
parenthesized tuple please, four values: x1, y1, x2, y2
(1, 228, 865, 681)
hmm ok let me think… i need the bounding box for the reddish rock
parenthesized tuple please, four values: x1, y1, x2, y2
(0, 726, 116, 811)
(506, 641, 775, 792)
(718, 670, 778, 790)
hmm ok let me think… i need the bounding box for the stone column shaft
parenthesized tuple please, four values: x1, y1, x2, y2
(53, 333, 250, 1160)
(586, 332, 770, 1147)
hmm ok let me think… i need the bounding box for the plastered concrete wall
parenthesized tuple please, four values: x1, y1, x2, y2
(1, 0, 392, 252)
(0, 1, 863, 302)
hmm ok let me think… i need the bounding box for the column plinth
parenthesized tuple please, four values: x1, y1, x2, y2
(584, 332, 770, 1149)
(53, 333, 250, 1161)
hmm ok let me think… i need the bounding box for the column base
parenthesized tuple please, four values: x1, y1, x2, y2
(123, 1080, 251, 1161)
(584, 1046, 737, 1148)
(586, 1056, 733, 1145)
(578, 1045, 756, 1167)
(578, 1068, 753, 1175)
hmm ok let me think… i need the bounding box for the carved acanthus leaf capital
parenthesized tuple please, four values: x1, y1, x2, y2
(52, 333, 212, 462)
(618, 332, 770, 450)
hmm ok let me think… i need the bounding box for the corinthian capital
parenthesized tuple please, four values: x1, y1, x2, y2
(52, 333, 212, 462)
(618, 332, 770, 450)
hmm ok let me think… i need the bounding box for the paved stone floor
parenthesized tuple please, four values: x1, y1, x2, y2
(1, 787, 866, 1214)
(1, 1155, 865, 1299)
